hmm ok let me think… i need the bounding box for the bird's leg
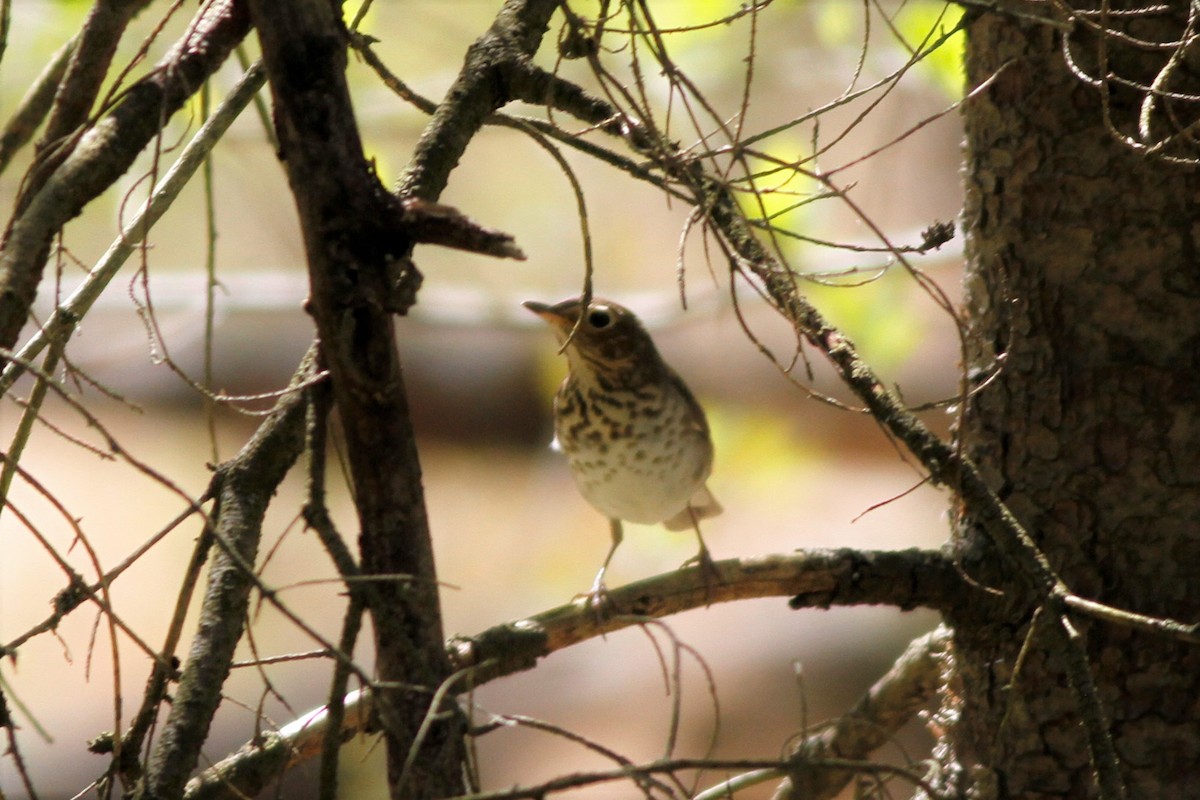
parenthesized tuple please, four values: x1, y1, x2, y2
(580, 518, 624, 615)
(680, 506, 722, 601)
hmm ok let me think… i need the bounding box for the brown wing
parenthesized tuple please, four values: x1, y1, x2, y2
(661, 364, 720, 531)
(666, 364, 714, 469)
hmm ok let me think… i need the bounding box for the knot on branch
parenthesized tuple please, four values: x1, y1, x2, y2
(919, 220, 956, 252)
(380, 252, 422, 315)
(52, 572, 90, 616)
(447, 618, 549, 681)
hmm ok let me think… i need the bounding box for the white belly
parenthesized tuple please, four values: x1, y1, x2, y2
(559, 389, 711, 524)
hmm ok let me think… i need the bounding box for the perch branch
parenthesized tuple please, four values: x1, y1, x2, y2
(180, 548, 963, 800)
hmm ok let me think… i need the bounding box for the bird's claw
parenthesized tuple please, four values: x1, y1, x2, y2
(681, 547, 722, 604)
(574, 576, 615, 622)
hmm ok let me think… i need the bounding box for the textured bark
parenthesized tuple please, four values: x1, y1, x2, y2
(247, 2, 466, 797)
(947, 5, 1200, 796)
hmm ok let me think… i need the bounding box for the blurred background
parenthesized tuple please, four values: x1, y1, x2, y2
(1, 1, 965, 797)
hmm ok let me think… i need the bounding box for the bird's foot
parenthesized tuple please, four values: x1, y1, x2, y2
(574, 574, 615, 622)
(681, 547, 723, 605)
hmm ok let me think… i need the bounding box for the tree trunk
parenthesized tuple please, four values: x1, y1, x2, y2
(947, 5, 1200, 796)
(247, 3, 467, 796)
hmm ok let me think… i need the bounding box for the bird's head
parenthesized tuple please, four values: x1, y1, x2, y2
(523, 297, 664, 385)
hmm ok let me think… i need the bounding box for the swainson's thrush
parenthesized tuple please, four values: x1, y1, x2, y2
(524, 297, 721, 602)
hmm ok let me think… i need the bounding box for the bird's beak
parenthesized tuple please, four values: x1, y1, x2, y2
(523, 300, 571, 331)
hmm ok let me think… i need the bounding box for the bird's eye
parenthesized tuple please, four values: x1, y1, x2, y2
(587, 307, 612, 329)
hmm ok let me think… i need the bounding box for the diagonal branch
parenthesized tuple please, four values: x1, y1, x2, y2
(0, 38, 74, 176)
(0, 0, 250, 351)
(36, 0, 154, 159)
(137, 350, 313, 800)
(770, 625, 950, 800)
(397, 0, 560, 201)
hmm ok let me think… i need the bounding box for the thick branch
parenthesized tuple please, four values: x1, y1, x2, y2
(247, 2, 467, 796)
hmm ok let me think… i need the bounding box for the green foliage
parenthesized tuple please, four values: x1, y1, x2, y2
(813, 1, 857, 50)
(708, 401, 821, 493)
(734, 139, 820, 237)
(894, 1, 965, 98)
(814, 0, 965, 99)
(805, 268, 924, 368)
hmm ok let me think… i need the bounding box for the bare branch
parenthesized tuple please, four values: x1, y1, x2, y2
(0, 0, 250, 351)
(0, 59, 267, 397)
(0, 38, 74, 176)
(772, 626, 950, 800)
(453, 548, 961, 682)
(137, 352, 313, 800)
(38, 0, 153, 154)
(400, 197, 525, 260)
(397, 0, 560, 200)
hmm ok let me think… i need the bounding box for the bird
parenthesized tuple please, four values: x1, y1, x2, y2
(523, 296, 721, 606)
